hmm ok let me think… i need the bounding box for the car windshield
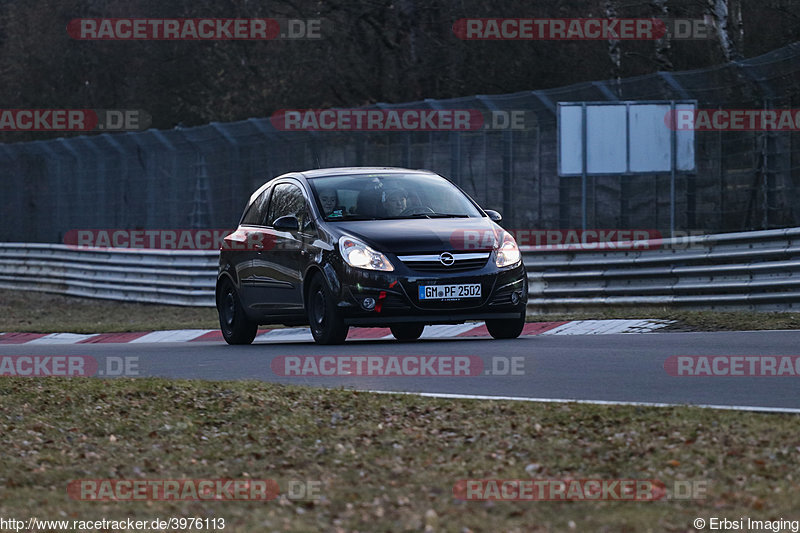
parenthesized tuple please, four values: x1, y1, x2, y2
(308, 173, 483, 220)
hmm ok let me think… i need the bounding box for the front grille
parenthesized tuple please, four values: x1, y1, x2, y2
(398, 252, 490, 272)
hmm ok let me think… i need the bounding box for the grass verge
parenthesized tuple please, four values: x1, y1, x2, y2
(0, 378, 797, 532)
(3, 290, 800, 334)
(0, 290, 219, 333)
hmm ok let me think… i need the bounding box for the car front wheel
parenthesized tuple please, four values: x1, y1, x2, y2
(307, 275, 349, 345)
(218, 278, 258, 345)
(390, 324, 425, 341)
(485, 313, 526, 339)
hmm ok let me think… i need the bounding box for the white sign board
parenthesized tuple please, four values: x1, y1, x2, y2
(558, 101, 696, 175)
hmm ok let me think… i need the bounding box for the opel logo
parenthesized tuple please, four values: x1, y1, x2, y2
(439, 252, 455, 266)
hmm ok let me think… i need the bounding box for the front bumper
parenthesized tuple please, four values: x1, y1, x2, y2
(333, 262, 528, 327)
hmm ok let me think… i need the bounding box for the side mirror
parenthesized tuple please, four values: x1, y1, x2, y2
(484, 209, 502, 222)
(273, 215, 300, 231)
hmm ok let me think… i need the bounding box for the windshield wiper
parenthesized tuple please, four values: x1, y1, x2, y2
(385, 213, 470, 219)
(327, 215, 377, 221)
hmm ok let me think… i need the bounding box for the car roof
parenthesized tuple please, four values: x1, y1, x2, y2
(298, 167, 437, 179)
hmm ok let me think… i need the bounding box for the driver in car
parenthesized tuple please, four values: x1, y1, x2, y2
(382, 188, 408, 216)
(319, 188, 340, 216)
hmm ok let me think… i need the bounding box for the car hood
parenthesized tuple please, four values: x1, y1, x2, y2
(333, 217, 501, 255)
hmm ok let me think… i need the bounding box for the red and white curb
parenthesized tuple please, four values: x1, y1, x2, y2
(0, 319, 673, 345)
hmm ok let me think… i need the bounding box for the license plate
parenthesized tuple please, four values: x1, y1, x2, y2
(418, 284, 481, 300)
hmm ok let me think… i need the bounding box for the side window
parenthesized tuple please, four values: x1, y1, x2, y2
(267, 183, 315, 233)
(241, 188, 271, 226)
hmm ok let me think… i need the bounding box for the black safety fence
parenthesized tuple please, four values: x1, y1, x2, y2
(2, 42, 800, 242)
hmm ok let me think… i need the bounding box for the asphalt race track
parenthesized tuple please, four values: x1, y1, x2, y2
(2, 330, 799, 412)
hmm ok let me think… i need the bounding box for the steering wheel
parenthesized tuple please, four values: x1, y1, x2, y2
(399, 206, 435, 216)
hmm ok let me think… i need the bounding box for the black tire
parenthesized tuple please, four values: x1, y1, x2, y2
(307, 275, 349, 345)
(485, 313, 526, 340)
(217, 278, 258, 345)
(390, 324, 425, 341)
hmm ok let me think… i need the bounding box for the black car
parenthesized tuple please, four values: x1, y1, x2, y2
(215, 167, 528, 345)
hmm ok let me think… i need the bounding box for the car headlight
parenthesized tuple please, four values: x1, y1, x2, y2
(339, 236, 394, 272)
(495, 231, 521, 267)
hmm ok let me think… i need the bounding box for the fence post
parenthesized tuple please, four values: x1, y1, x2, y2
(189, 154, 212, 229)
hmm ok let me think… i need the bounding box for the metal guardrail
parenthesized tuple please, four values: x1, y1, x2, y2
(524, 227, 800, 312)
(0, 243, 217, 306)
(1, 227, 799, 311)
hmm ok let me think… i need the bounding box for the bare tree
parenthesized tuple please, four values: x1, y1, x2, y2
(652, 0, 673, 70)
(605, 0, 622, 85)
(707, 0, 743, 60)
